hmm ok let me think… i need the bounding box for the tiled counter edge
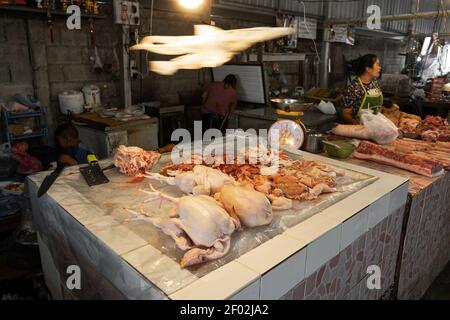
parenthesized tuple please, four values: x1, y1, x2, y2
(169, 179, 409, 300)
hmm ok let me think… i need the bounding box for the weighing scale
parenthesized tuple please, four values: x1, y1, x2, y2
(269, 98, 312, 149)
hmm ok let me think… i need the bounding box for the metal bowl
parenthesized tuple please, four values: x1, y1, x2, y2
(270, 98, 314, 112)
(302, 131, 326, 153)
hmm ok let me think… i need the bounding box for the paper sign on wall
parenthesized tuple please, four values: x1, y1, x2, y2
(327, 24, 355, 46)
(283, 15, 299, 48)
(298, 17, 317, 40)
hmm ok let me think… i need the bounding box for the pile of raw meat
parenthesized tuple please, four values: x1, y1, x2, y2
(113, 145, 160, 176)
(161, 146, 343, 202)
(396, 115, 450, 142)
(388, 139, 450, 169)
(353, 140, 449, 177)
(123, 145, 345, 268)
(414, 116, 450, 142)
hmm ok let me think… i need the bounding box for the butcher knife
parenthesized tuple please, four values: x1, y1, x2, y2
(79, 154, 111, 187)
(37, 163, 67, 198)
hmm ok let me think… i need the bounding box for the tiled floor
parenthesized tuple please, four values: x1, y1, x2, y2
(422, 262, 450, 300)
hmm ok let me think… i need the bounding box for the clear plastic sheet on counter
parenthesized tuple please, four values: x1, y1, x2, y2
(28, 137, 378, 297)
(27, 177, 168, 300)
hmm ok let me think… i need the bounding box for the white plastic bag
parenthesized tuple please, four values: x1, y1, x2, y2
(317, 100, 336, 115)
(360, 109, 398, 145)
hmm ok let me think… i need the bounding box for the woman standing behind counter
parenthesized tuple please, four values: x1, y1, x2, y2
(341, 54, 396, 124)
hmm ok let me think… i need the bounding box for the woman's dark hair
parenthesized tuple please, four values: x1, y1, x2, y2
(351, 54, 378, 76)
(54, 122, 78, 148)
(223, 74, 237, 88)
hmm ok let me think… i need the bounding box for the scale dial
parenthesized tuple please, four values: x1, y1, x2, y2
(268, 119, 305, 149)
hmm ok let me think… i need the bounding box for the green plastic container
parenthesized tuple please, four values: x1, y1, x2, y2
(323, 140, 356, 159)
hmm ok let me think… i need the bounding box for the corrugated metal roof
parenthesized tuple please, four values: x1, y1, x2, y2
(279, 0, 323, 16)
(328, 0, 411, 33)
(416, 0, 440, 13)
(218, 0, 450, 35)
(218, 0, 323, 16)
(328, 0, 363, 19)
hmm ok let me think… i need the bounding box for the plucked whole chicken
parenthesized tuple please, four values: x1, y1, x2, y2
(147, 164, 291, 227)
(125, 185, 239, 268)
(214, 184, 274, 228)
(124, 143, 347, 267)
(144, 165, 235, 195)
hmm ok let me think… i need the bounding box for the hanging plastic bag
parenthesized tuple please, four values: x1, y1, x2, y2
(360, 109, 398, 145)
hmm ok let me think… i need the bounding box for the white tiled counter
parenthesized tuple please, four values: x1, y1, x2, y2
(167, 150, 408, 300)
(28, 150, 408, 300)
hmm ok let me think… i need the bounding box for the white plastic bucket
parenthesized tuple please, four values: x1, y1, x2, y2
(58, 90, 84, 115)
(82, 85, 101, 110)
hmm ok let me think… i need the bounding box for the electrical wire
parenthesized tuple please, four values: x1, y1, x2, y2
(299, 1, 321, 64)
(144, 0, 154, 77)
(440, 0, 448, 34)
(136, 0, 154, 81)
(419, 3, 441, 78)
(438, 0, 448, 74)
(150, 0, 154, 36)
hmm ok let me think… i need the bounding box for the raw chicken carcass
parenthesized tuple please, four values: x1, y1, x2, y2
(271, 174, 336, 201)
(214, 184, 275, 228)
(114, 145, 160, 176)
(145, 165, 234, 195)
(272, 175, 309, 200)
(125, 185, 239, 268)
(301, 183, 336, 200)
(239, 144, 280, 166)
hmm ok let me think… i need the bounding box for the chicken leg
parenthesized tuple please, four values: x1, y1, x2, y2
(180, 236, 231, 268)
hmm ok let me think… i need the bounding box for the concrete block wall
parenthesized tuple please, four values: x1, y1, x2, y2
(0, 4, 211, 141)
(132, 6, 212, 107)
(0, 7, 120, 137)
(0, 14, 34, 100)
(383, 41, 406, 74)
(329, 37, 406, 90)
(41, 7, 120, 128)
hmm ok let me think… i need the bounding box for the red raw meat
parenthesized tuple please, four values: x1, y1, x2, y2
(353, 141, 444, 177)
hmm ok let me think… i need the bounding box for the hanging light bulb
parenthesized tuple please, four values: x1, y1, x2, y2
(178, 0, 204, 9)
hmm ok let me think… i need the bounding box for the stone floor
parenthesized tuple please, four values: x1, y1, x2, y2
(421, 261, 450, 300)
